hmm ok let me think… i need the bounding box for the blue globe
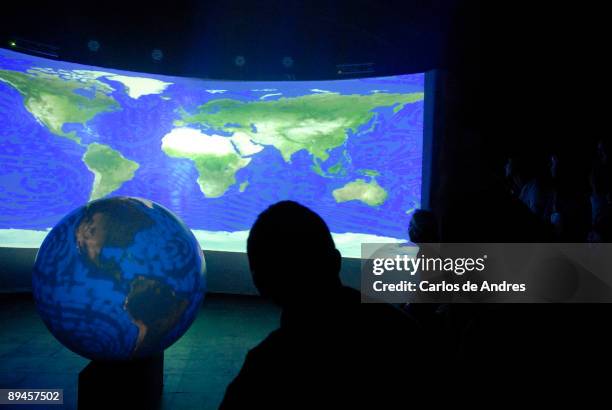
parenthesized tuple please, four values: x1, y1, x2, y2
(32, 197, 206, 361)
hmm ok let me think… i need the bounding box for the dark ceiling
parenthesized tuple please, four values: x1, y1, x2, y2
(0, 0, 467, 80)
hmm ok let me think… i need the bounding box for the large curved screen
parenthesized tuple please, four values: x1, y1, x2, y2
(0, 48, 424, 257)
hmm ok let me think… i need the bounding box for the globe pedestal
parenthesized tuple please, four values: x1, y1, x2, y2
(78, 352, 164, 409)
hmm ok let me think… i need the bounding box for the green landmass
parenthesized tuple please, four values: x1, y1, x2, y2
(176, 92, 424, 163)
(327, 160, 343, 175)
(332, 178, 388, 206)
(311, 160, 327, 177)
(83, 143, 140, 200)
(0, 68, 119, 143)
(311, 157, 346, 178)
(393, 103, 406, 114)
(239, 181, 249, 192)
(359, 169, 380, 177)
(163, 147, 250, 198)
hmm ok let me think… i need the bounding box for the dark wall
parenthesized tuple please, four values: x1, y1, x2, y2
(1, 0, 460, 80)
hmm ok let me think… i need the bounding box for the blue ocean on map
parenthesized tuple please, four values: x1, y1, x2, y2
(0, 48, 424, 257)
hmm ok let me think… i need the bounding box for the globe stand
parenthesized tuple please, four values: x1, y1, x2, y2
(78, 352, 164, 409)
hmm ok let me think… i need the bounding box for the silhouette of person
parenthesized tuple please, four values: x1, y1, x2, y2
(408, 209, 439, 244)
(504, 154, 549, 221)
(404, 209, 446, 328)
(219, 201, 432, 409)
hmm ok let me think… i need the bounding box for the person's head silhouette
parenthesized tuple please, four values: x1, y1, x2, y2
(408, 209, 438, 244)
(247, 201, 341, 307)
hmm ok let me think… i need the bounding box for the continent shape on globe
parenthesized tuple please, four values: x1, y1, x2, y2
(32, 197, 206, 360)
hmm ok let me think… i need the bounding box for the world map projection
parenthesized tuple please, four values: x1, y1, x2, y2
(0, 48, 424, 257)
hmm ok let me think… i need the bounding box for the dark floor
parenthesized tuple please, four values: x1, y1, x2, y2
(0, 293, 280, 409)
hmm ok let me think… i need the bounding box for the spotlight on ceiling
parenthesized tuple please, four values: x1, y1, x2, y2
(151, 49, 164, 61)
(234, 55, 246, 67)
(282, 56, 294, 68)
(87, 40, 100, 52)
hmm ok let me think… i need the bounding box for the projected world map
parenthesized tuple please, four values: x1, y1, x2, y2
(0, 48, 424, 257)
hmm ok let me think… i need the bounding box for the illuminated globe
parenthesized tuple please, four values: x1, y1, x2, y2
(32, 197, 206, 361)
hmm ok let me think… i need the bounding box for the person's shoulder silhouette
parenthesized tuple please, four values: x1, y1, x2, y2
(219, 201, 431, 409)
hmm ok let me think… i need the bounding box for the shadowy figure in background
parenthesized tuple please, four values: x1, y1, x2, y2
(546, 150, 591, 241)
(503, 151, 591, 240)
(408, 209, 439, 244)
(404, 209, 446, 340)
(504, 154, 549, 222)
(220, 201, 432, 409)
(589, 139, 612, 241)
(438, 177, 555, 369)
